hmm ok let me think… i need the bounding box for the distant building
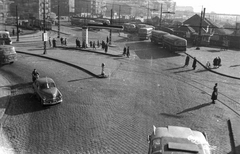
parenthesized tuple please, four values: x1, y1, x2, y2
(51, 0, 69, 16)
(8, 0, 51, 20)
(175, 6, 194, 12)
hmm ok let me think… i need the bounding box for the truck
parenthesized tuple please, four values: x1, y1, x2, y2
(150, 30, 170, 44)
(147, 125, 211, 154)
(138, 27, 153, 40)
(163, 34, 187, 52)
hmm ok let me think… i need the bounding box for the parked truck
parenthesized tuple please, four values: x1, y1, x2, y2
(147, 125, 211, 154)
(163, 34, 187, 52)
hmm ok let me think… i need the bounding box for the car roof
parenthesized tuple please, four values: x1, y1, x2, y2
(36, 77, 54, 84)
(152, 126, 209, 145)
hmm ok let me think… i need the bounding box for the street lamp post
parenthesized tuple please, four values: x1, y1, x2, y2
(57, 0, 60, 38)
(43, 0, 47, 54)
(16, 5, 19, 42)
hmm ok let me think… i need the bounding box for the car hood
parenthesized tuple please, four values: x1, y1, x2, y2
(40, 87, 58, 98)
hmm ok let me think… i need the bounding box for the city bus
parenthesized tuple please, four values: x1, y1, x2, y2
(162, 34, 187, 52)
(0, 31, 12, 45)
(138, 27, 153, 40)
(0, 45, 17, 65)
(150, 30, 170, 44)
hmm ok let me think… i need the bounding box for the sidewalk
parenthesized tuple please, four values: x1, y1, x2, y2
(186, 46, 240, 79)
(15, 44, 124, 78)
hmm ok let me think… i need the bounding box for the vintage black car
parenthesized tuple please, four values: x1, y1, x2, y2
(33, 77, 62, 105)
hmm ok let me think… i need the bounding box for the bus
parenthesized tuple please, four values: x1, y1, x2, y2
(0, 45, 17, 65)
(162, 34, 187, 52)
(123, 23, 137, 33)
(138, 27, 153, 40)
(150, 30, 170, 44)
(0, 31, 12, 45)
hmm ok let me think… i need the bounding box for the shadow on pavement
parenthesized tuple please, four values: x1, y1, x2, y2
(176, 102, 212, 115)
(4, 93, 48, 115)
(208, 49, 221, 52)
(195, 68, 208, 73)
(159, 113, 183, 118)
(68, 77, 95, 82)
(11, 82, 32, 90)
(164, 66, 185, 71)
(173, 69, 193, 74)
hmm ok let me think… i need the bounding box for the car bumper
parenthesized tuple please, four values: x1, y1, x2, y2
(42, 98, 62, 105)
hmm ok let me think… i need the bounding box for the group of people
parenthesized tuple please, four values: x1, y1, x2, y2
(213, 57, 221, 68)
(48, 37, 56, 48)
(123, 46, 130, 58)
(60, 37, 67, 46)
(184, 55, 197, 70)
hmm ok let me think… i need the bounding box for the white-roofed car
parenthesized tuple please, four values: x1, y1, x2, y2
(147, 125, 211, 154)
(33, 77, 62, 105)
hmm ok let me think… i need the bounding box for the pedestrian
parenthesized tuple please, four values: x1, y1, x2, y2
(126, 46, 130, 58)
(105, 43, 108, 53)
(90, 41, 92, 48)
(49, 37, 52, 47)
(64, 38, 67, 46)
(213, 57, 218, 68)
(102, 41, 105, 49)
(184, 55, 190, 67)
(12, 28, 15, 36)
(93, 41, 96, 49)
(60, 37, 63, 45)
(206, 61, 211, 69)
(106, 36, 109, 43)
(82, 40, 85, 48)
(52, 38, 56, 48)
(123, 46, 127, 56)
(97, 40, 100, 48)
(192, 57, 197, 70)
(211, 83, 218, 104)
(217, 56, 221, 67)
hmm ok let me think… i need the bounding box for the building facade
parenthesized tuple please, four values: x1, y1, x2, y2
(51, 0, 69, 16)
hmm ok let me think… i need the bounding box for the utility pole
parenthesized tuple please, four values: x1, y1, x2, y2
(109, 9, 113, 45)
(147, 1, 149, 24)
(119, 5, 121, 24)
(57, 0, 60, 38)
(159, 3, 162, 28)
(196, 8, 205, 50)
(43, 0, 47, 54)
(16, 5, 19, 42)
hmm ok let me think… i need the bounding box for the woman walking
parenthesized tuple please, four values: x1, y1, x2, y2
(211, 83, 218, 104)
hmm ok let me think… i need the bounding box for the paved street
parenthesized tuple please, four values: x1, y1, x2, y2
(0, 25, 240, 153)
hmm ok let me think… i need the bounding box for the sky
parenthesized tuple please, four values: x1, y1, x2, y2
(175, 0, 240, 15)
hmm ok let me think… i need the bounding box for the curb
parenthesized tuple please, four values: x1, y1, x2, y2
(16, 51, 108, 79)
(185, 53, 240, 80)
(57, 46, 123, 57)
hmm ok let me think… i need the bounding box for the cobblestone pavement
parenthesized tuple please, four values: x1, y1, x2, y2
(0, 26, 240, 153)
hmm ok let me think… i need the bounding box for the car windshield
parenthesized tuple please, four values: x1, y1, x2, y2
(152, 139, 161, 154)
(40, 82, 55, 89)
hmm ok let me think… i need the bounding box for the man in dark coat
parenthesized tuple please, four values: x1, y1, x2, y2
(192, 57, 197, 70)
(211, 83, 218, 104)
(123, 46, 127, 56)
(184, 55, 190, 67)
(52, 38, 56, 48)
(126, 46, 130, 58)
(105, 43, 108, 53)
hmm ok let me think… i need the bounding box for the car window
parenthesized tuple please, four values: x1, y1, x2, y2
(40, 82, 55, 89)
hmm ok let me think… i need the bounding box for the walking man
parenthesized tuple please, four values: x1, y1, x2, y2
(106, 36, 109, 43)
(184, 55, 190, 67)
(52, 38, 56, 48)
(64, 38, 67, 46)
(105, 43, 108, 53)
(126, 46, 130, 58)
(49, 37, 52, 47)
(93, 41, 96, 49)
(123, 46, 127, 56)
(211, 83, 218, 104)
(60, 37, 63, 45)
(192, 57, 197, 70)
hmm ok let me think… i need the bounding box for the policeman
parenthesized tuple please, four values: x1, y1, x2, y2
(32, 69, 40, 82)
